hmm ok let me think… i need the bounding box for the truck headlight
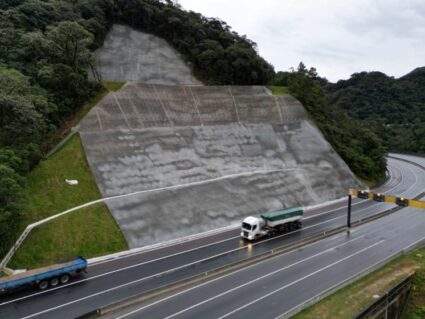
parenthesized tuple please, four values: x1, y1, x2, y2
(248, 235, 253, 240)
(240, 232, 244, 236)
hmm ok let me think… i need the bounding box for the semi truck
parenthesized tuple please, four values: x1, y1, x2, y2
(241, 207, 303, 241)
(0, 256, 87, 295)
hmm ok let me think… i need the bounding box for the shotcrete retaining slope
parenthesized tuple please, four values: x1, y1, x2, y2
(80, 84, 362, 248)
(94, 24, 200, 85)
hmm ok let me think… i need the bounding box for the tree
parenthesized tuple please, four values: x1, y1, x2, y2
(0, 68, 48, 147)
(46, 21, 95, 71)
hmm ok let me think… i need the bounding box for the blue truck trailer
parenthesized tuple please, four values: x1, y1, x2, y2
(0, 256, 87, 294)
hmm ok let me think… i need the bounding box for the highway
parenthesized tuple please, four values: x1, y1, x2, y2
(113, 203, 425, 319)
(0, 154, 424, 319)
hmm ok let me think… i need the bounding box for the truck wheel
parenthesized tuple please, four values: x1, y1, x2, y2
(50, 277, 59, 287)
(38, 281, 49, 290)
(60, 274, 70, 284)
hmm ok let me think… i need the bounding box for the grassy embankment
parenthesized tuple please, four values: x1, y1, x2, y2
(293, 247, 425, 319)
(267, 85, 290, 96)
(9, 81, 128, 269)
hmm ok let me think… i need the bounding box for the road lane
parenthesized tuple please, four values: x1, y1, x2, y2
(1, 155, 424, 319)
(115, 207, 425, 319)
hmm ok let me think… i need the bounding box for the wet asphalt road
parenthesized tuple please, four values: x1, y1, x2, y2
(0, 154, 424, 319)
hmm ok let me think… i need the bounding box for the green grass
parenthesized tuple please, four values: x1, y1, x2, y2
(267, 85, 290, 96)
(74, 81, 126, 125)
(358, 177, 379, 189)
(293, 248, 425, 319)
(44, 81, 126, 155)
(103, 80, 126, 92)
(9, 133, 127, 269)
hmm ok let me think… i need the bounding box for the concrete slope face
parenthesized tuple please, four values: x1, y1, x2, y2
(80, 84, 362, 248)
(94, 24, 200, 85)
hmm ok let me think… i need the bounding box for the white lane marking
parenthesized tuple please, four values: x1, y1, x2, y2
(0, 203, 391, 307)
(115, 236, 366, 319)
(281, 232, 425, 318)
(0, 234, 240, 306)
(16, 235, 365, 319)
(3, 159, 413, 306)
(399, 165, 419, 197)
(217, 240, 385, 319)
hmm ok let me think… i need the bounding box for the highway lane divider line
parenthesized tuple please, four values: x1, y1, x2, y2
(118, 236, 368, 319)
(279, 233, 425, 319)
(16, 229, 361, 319)
(3, 211, 358, 309)
(217, 240, 386, 319)
(85, 204, 418, 319)
(13, 202, 401, 315)
(13, 195, 419, 317)
(76, 227, 353, 319)
(0, 204, 371, 306)
(0, 212, 351, 306)
(2, 190, 415, 308)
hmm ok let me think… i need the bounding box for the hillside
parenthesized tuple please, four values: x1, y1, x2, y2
(80, 78, 361, 247)
(325, 69, 425, 154)
(0, 0, 275, 258)
(0, 0, 394, 260)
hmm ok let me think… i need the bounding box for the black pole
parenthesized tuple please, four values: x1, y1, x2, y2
(347, 194, 352, 231)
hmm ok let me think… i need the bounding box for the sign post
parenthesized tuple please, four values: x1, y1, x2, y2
(347, 194, 352, 232)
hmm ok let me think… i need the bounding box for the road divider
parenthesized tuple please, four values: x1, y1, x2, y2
(76, 198, 421, 319)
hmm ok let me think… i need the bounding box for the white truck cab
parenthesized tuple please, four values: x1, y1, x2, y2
(241, 216, 265, 240)
(240, 207, 304, 241)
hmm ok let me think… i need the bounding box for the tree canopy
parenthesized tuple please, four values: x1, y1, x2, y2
(326, 69, 425, 154)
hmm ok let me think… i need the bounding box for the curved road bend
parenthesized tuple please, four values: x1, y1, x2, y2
(0, 154, 424, 319)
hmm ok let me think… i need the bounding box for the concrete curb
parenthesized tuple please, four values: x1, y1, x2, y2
(88, 224, 239, 264)
(88, 197, 350, 265)
(89, 196, 356, 265)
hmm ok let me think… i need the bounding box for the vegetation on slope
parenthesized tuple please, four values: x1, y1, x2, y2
(271, 63, 387, 182)
(9, 133, 127, 269)
(325, 69, 425, 154)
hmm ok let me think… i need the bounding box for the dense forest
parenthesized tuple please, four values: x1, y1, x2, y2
(325, 69, 425, 154)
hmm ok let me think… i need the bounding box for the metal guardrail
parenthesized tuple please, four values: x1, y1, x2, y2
(354, 274, 413, 319)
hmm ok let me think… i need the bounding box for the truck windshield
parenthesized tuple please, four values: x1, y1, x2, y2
(242, 222, 252, 230)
